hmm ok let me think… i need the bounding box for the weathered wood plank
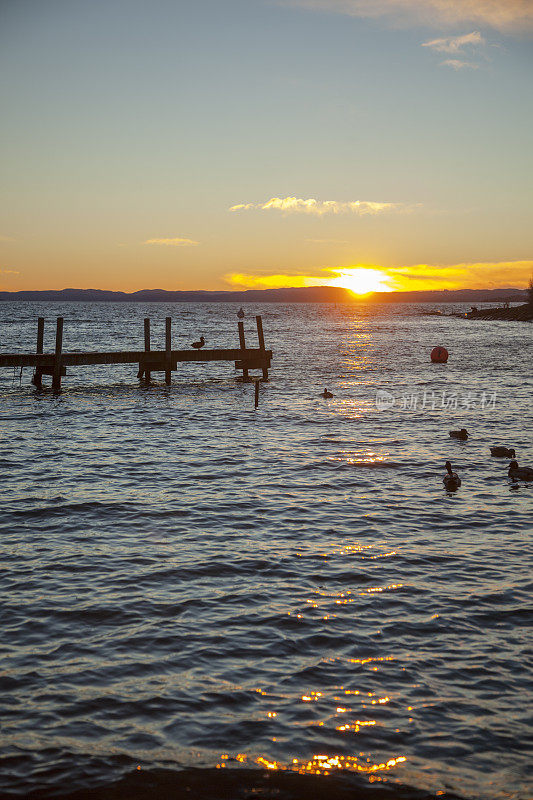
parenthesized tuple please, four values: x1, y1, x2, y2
(234, 359, 271, 370)
(256, 315, 269, 380)
(237, 321, 249, 381)
(165, 317, 172, 385)
(144, 318, 151, 382)
(0, 348, 272, 368)
(52, 317, 64, 392)
(32, 317, 45, 387)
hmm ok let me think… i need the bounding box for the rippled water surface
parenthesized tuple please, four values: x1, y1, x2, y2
(0, 302, 531, 799)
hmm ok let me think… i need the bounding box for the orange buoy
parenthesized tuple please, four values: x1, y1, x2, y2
(431, 346, 448, 363)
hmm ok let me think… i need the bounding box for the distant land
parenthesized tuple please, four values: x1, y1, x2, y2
(0, 286, 527, 304)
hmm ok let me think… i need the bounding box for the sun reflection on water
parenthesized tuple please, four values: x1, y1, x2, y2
(217, 752, 407, 777)
(330, 450, 390, 465)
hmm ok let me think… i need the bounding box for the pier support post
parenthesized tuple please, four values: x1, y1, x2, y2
(139, 317, 151, 383)
(32, 317, 44, 387)
(52, 317, 63, 393)
(238, 320, 249, 382)
(165, 317, 172, 385)
(256, 315, 268, 380)
(254, 378, 259, 408)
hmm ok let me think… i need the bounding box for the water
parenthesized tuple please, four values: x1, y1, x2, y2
(0, 302, 531, 800)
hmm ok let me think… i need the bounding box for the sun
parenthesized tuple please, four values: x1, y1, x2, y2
(329, 267, 391, 295)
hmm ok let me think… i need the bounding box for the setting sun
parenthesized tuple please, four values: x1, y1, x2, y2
(329, 268, 391, 295)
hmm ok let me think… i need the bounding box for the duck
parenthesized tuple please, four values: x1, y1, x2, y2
(449, 428, 469, 440)
(191, 336, 205, 350)
(508, 460, 533, 481)
(443, 461, 461, 490)
(490, 446, 516, 458)
(237, 307, 245, 319)
(321, 388, 333, 398)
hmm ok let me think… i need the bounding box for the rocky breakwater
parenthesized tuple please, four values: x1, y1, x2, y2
(466, 303, 532, 321)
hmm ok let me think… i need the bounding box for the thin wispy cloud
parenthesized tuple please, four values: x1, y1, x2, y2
(0, 269, 20, 275)
(284, 0, 533, 33)
(422, 31, 485, 69)
(441, 58, 479, 70)
(422, 31, 484, 53)
(0, 235, 16, 243)
(143, 237, 199, 246)
(230, 197, 407, 215)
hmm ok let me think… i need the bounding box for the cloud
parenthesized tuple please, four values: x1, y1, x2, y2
(440, 58, 479, 69)
(283, 1, 533, 33)
(225, 260, 533, 292)
(0, 235, 16, 242)
(0, 269, 19, 275)
(230, 197, 406, 215)
(144, 237, 199, 246)
(226, 272, 314, 288)
(386, 259, 533, 290)
(421, 31, 484, 52)
(422, 31, 485, 68)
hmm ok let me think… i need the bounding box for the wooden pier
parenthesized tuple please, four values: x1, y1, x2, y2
(0, 315, 272, 391)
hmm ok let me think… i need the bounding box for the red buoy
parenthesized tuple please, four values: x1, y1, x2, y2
(431, 346, 448, 363)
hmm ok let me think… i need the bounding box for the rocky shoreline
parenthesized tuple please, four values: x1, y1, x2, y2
(465, 303, 532, 321)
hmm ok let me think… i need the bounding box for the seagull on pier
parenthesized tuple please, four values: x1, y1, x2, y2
(449, 428, 469, 440)
(191, 336, 205, 350)
(443, 461, 461, 490)
(508, 460, 533, 481)
(237, 307, 245, 319)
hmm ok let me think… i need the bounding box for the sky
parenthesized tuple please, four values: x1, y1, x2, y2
(1, 0, 532, 294)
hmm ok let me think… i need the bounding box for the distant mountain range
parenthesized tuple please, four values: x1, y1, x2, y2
(0, 286, 527, 303)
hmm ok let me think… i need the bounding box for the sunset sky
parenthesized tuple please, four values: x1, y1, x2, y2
(1, 0, 532, 294)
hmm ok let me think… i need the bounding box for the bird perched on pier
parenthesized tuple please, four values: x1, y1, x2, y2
(191, 336, 205, 349)
(443, 461, 461, 490)
(490, 446, 516, 458)
(321, 388, 333, 398)
(237, 307, 245, 319)
(449, 428, 469, 440)
(508, 460, 533, 480)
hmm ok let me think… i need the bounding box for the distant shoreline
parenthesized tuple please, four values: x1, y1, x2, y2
(0, 286, 527, 304)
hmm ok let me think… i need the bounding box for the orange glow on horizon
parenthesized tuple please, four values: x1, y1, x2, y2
(328, 267, 392, 295)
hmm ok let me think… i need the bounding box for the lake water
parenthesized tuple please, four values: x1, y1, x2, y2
(0, 302, 531, 800)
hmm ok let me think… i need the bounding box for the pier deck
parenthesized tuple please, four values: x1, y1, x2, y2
(0, 316, 272, 390)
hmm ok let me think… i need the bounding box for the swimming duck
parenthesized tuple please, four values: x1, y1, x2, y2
(490, 446, 516, 458)
(508, 460, 533, 481)
(191, 336, 205, 349)
(449, 428, 469, 440)
(443, 461, 461, 490)
(321, 388, 333, 398)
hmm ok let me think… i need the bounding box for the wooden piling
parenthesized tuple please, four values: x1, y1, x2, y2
(32, 317, 44, 387)
(165, 317, 172, 385)
(254, 378, 259, 408)
(238, 320, 249, 381)
(52, 317, 63, 392)
(256, 315, 268, 380)
(143, 318, 151, 382)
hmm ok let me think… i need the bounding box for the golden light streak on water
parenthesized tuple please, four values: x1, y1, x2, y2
(250, 753, 407, 776)
(336, 720, 376, 732)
